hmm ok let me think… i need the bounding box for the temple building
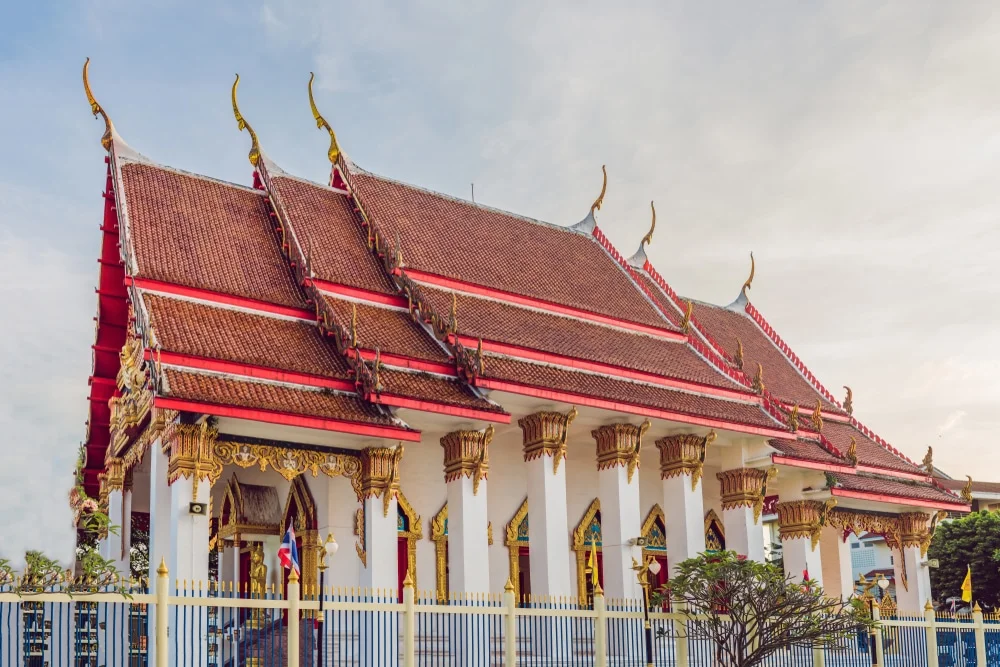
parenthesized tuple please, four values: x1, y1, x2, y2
(80, 61, 969, 643)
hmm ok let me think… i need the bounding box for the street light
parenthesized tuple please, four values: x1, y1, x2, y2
(632, 555, 662, 667)
(317, 533, 339, 620)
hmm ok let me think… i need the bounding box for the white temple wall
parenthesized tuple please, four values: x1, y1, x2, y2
(398, 440, 445, 593)
(565, 444, 600, 598)
(486, 427, 529, 593)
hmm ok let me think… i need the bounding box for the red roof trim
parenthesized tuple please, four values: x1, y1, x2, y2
(457, 335, 756, 402)
(375, 394, 511, 424)
(354, 348, 456, 377)
(147, 350, 356, 392)
(405, 268, 686, 342)
(310, 279, 408, 309)
(855, 465, 931, 483)
(770, 455, 860, 475)
(153, 396, 421, 441)
(477, 377, 789, 438)
(830, 488, 968, 511)
(128, 277, 313, 321)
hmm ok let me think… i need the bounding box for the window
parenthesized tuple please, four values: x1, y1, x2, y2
(851, 543, 860, 549)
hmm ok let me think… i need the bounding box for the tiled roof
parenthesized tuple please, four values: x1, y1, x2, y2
(346, 170, 668, 328)
(687, 301, 841, 411)
(378, 368, 505, 414)
(829, 472, 963, 505)
(320, 295, 450, 364)
(935, 477, 1000, 494)
(481, 356, 779, 429)
(417, 285, 744, 391)
(767, 437, 845, 465)
(822, 421, 922, 474)
(121, 163, 306, 308)
(144, 293, 350, 378)
(161, 368, 396, 426)
(269, 176, 397, 295)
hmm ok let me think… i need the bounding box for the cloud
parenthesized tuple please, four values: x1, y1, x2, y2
(937, 411, 968, 437)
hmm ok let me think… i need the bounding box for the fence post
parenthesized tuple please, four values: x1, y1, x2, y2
(593, 584, 607, 667)
(923, 600, 938, 666)
(973, 603, 987, 666)
(673, 600, 689, 667)
(812, 644, 825, 667)
(403, 571, 415, 667)
(288, 570, 301, 667)
(504, 578, 517, 667)
(155, 558, 168, 667)
(871, 602, 884, 667)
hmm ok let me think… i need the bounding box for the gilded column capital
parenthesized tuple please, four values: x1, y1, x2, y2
(358, 445, 403, 517)
(655, 431, 716, 490)
(102, 455, 126, 494)
(517, 407, 577, 473)
(163, 421, 223, 502)
(898, 511, 938, 556)
(591, 420, 649, 483)
(717, 467, 777, 524)
(441, 425, 493, 495)
(776, 499, 837, 551)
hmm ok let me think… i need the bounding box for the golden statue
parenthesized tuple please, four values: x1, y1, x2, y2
(249, 543, 268, 597)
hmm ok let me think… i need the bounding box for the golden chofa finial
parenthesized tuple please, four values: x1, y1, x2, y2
(82, 58, 115, 151)
(741, 252, 755, 299)
(843, 386, 854, 416)
(591, 165, 607, 214)
(308, 72, 341, 164)
(231, 74, 260, 167)
(641, 201, 656, 247)
(961, 476, 973, 504)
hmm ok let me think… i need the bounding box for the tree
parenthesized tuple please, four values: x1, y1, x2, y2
(928, 510, 1000, 609)
(652, 551, 874, 667)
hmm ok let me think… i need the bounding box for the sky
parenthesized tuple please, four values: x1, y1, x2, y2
(2, 0, 1000, 564)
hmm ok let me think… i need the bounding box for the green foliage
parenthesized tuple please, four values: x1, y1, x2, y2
(652, 551, 874, 667)
(928, 510, 1000, 608)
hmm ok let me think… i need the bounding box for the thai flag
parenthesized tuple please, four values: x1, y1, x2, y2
(278, 523, 300, 576)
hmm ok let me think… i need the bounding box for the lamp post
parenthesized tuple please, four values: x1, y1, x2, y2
(316, 532, 338, 662)
(632, 555, 663, 667)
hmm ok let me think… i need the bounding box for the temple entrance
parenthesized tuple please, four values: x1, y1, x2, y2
(281, 476, 318, 609)
(642, 505, 669, 607)
(505, 498, 530, 604)
(431, 504, 449, 603)
(396, 492, 422, 601)
(705, 509, 726, 552)
(572, 499, 603, 606)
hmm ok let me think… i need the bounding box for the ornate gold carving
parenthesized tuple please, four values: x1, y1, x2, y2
(231, 74, 260, 167)
(448, 293, 458, 335)
(505, 498, 529, 602)
(846, 437, 858, 466)
(843, 386, 854, 416)
(898, 512, 931, 551)
(879, 591, 897, 616)
(487, 521, 494, 546)
(110, 326, 154, 455)
(641, 505, 667, 554)
(734, 338, 745, 370)
(788, 405, 800, 432)
(741, 252, 755, 299)
(350, 303, 358, 347)
(641, 201, 656, 247)
(776, 499, 836, 551)
(358, 445, 403, 517)
(592, 420, 649, 484)
(163, 422, 223, 501)
(705, 509, 725, 551)
(397, 491, 422, 592)
(249, 543, 268, 596)
(961, 476, 974, 504)
(717, 467, 777, 525)
(518, 407, 577, 474)
(810, 400, 824, 432)
(656, 431, 716, 490)
(307, 72, 341, 164)
(572, 499, 601, 603)
(440, 425, 493, 495)
(430, 504, 447, 603)
(922, 447, 934, 475)
(82, 58, 115, 151)
(681, 300, 693, 334)
(752, 363, 765, 393)
(354, 508, 366, 567)
(591, 165, 607, 214)
(213, 440, 361, 484)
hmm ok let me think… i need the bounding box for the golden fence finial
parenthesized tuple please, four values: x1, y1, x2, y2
(591, 165, 608, 214)
(231, 74, 260, 166)
(641, 200, 656, 247)
(82, 58, 115, 151)
(741, 252, 755, 299)
(308, 72, 341, 164)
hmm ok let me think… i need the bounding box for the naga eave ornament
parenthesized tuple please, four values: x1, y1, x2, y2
(307, 72, 341, 164)
(231, 74, 261, 167)
(82, 58, 115, 151)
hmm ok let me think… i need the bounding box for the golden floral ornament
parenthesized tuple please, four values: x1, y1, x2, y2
(357, 445, 404, 517)
(354, 508, 366, 567)
(213, 440, 361, 486)
(776, 499, 837, 552)
(843, 386, 854, 416)
(656, 430, 716, 490)
(592, 420, 649, 484)
(518, 406, 578, 474)
(82, 58, 115, 151)
(231, 74, 261, 167)
(163, 422, 223, 502)
(440, 425, 493, 495)
(961, 476, 974, 504)
(307, 72, 341, 165)
(717, 467, 777, 525)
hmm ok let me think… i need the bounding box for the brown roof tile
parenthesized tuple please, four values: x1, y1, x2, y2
(161, 368, 394, 426)
(269, 177, 397, 295)
(122, 163, 306, 308)
(321, 295, 450, 363)
(482, 356, 779, 429)
(822, 421, 922, 474)
(347, 170, 667, 328)
(379, 368, 505, 414)
(829, 472, 963, 505)
(767, 438, 845, 465)
(935, 478, 1000, 494)
(144, 293, 350, 379)
(418, 286, 743, 391)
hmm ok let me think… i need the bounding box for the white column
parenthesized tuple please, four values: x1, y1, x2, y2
(122, 487, 133, 571)
(518, 410, 577, 598)
(819, 526, 854, 601)
(360, 496, 399, 591)
(716, 465, 773, 563)
(146, 439, 170, 662)
(169, 475, 211, 583)
(776, 501, 825, 587)
(441, 427, 493, 595)
(656, 434, 711, 577)
(99, 489, 125, 566)
(592, 423, 645, 601)
(896, 513, 934, 614)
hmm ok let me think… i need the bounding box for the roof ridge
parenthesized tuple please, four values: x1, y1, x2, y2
(119, 155, 265, 196)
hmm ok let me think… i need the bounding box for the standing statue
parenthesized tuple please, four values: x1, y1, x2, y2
(249, 543, 268, 597)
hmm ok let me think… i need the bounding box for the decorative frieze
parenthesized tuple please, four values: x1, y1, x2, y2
(440, 425, 493, 494)
(213, 440, 361, 486)
(591, 420, 649, 483)
(717, 466, 777, 524)
(357, 445, 403, 517)
(517, 407, 577, 473)
(776, 499, 837, 551)
(655, 431, 716, 490)
(109, 324, 154, 454)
